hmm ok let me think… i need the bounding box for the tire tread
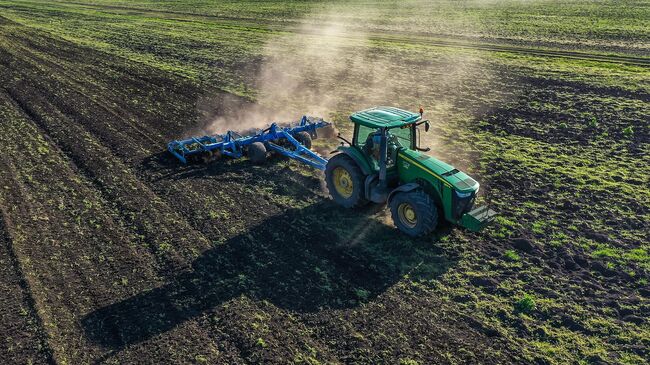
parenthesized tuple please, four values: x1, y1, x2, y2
(389, 189, 438, 236)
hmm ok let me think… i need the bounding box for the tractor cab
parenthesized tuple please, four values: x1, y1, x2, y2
(325, 106, 496, 236)
(350, 107, 426, 171)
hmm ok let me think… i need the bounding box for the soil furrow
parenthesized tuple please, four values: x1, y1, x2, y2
(2, 83, 202, 272)
(0, 89, 171, 362)
(0, 37, 261, 359)
(0, 17, 316, 244)
(0, 86, 246, 362)
(0, 212, 56, 365)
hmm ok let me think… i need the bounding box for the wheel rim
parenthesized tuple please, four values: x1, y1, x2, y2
(333, 166, 354, 198)
(398, 202, 417, 228)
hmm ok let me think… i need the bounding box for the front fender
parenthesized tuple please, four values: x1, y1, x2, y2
(387, 182, 420, 205)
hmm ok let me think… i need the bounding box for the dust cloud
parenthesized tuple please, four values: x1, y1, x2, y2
(202, 5, 384, 134)
(202, 1, 492, 149)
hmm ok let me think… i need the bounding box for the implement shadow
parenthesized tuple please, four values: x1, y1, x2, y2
(141, 150, 321, 186)
(141, 151, 261, 182)
(82, 198, 456, 350)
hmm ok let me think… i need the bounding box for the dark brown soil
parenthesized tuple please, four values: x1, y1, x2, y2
(0, 216, 54, 365)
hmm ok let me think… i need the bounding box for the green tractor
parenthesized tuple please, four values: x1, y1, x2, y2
(325, 106, 496, 236)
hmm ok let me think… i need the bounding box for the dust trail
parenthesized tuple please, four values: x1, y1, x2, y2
(201, 4, 404, 134)
(200, 7, 364, 134)
(202, 1, 493, 153)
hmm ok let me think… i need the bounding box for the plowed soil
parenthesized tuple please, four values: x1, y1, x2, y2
(0, 3, 648, 364)
(0, 17, 520, 364)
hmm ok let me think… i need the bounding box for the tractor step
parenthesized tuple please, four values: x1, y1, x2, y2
(459, 205, 497, 232)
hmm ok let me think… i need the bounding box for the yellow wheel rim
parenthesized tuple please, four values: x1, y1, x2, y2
(333, 166, 354, 199)
(398, 203, 417, 228)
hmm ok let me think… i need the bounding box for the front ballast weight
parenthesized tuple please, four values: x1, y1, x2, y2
(167, 116, 331, 170)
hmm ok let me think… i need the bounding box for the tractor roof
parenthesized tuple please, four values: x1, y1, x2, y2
(350, 107, 421, 129)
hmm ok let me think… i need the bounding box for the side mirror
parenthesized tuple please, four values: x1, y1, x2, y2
(425, 121, 430, 132)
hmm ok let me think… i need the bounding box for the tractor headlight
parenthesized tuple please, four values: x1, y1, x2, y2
(455, 190, 473, 199)
(454, 190, 475, 218)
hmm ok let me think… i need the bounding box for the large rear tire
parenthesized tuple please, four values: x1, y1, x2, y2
(248, 142, 267, 164)
(389, 189, 438, 236)
(325, 154, 367, 208)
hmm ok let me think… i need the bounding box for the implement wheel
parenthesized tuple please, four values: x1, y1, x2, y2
(325, 154, 367, 208)
(294, 131, 312, 149)
(389, 189, 438, 236)
(200, 150, 221, 164)
(248, 142, 267, 164)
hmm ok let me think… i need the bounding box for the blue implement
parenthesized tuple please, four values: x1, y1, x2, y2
(167, 116, 331, 170)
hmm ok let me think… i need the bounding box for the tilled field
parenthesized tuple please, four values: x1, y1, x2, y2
(0, 1, 649, 364)
(0, 17, 520, 364)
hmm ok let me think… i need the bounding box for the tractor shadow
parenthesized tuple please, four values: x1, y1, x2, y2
(82, 186, 457, 351)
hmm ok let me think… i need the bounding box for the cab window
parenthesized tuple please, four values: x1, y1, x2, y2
(389, 126, 412, 149)
(355, 124, 376, 149)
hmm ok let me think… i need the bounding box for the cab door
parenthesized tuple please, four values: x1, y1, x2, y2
(352, 124, 381, 173)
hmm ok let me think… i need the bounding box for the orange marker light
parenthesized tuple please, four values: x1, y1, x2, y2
(419, 106, 424, 117)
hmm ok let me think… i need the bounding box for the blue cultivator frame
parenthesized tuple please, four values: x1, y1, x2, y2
(167, 116, 330, 170)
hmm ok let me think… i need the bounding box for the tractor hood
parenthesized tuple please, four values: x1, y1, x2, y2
(398, 149, 479, 193)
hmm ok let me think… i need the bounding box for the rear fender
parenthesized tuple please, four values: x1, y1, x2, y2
(334, 146, 373, 175)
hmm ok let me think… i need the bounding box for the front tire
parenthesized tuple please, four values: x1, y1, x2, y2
(389, 189, 438, 236)
(325, 154, 367, 208)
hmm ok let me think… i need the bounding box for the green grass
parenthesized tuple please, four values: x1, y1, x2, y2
(504, 250, 521, 262)
(515, 294, 536, 313)
(10, 0, 649, 50)
(1, 0, 648, 99)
